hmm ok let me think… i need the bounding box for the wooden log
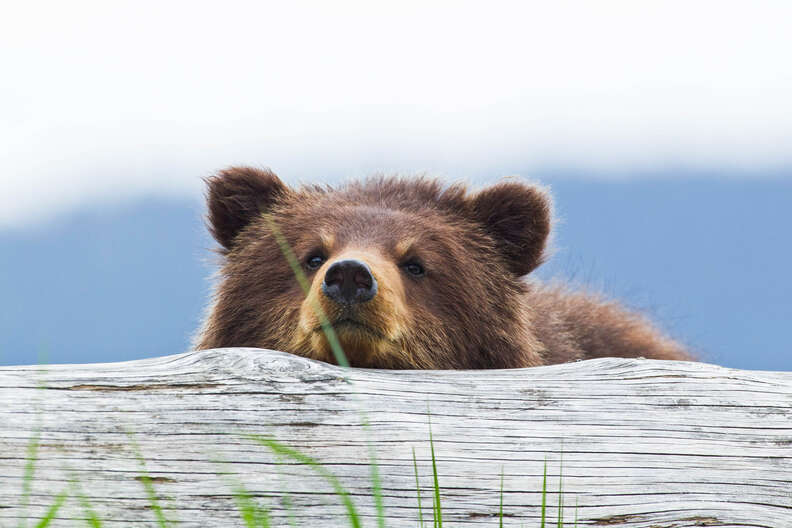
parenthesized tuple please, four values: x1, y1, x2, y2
(1, 348, 790, 527)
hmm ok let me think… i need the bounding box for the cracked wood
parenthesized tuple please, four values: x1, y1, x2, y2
(1, 349, 790, 527)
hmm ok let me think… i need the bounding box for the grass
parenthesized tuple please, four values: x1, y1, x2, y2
(412, 448, 425, 528)
(16, 432, 69, 528)
(232, 482, 272, 528)
(247, 432, 575, 528)
(128, 433, 173, 528)
(253, 436, 363, 528)
(428, 418, 443, 528)
(15, 425, 575, 527)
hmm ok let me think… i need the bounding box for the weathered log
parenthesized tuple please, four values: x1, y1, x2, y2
(1, 348, 790, 527)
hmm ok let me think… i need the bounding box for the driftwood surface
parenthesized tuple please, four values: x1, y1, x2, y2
(0, 348, 791, 528)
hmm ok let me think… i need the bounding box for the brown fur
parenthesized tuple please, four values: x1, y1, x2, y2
(195, 167, 691, 368)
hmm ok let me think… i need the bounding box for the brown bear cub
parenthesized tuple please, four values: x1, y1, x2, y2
(196, 167, 691, 369)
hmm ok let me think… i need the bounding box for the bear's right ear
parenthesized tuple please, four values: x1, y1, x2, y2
(205, 167, 289, 250)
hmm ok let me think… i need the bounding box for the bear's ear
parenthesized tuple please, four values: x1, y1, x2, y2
(205, 167, 289, 250)
(469, 181, 552, 276)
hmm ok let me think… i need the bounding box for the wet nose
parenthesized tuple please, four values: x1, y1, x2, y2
(322, 259, 378, 305)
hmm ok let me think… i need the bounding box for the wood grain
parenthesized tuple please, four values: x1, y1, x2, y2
(1, 348, 790, 527)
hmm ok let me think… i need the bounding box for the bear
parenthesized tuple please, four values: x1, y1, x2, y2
(195, 166, 691, 369)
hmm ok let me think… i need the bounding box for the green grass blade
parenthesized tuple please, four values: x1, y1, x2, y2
(255, 502, 272, 526)
(80, 503, 103, 528)
(215, 453, 271, 528)
(70, 478, 103, 528)
(412, 447, 424, 528)
(253, 435, 362, 528)
(262, 214, 349, 368)
(33, 487, 68, 528)
(540, 458, 547, 528)
(233, 484, 271, 528)
(79, 502, 103, 527)
(267, 450, 299, 528)
(281, 494, 298, 528)
(499, 466, 504, 528)
(20, 430, 40, 528)
(79, 500, 103, 528)
(428, 419, 442, 528)
(234, 486, 257, 527)
(127, 434, 171, 528)
(557, 451, 564, 528)
(136, 474, 171, 528)
(365, 427, 386, 528)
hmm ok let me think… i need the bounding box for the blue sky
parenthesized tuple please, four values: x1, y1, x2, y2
(1, 2, 790, 369)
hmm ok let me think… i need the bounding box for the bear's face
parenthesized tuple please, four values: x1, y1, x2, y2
(199, 167, 552, 369)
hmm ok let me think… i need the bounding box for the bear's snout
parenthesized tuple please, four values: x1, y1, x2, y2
(322, 259, 378, 305)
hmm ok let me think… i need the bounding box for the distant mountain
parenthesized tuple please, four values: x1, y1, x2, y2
(0, 198, 211, 366)
(1, 179, 790, 370)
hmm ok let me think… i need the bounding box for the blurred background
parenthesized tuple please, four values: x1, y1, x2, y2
(1, 1, 790, 370)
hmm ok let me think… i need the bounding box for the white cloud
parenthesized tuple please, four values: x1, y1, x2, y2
(2, 1, 791, 227)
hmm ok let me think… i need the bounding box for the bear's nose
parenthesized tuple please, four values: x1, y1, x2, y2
(322, 259, 378, 305)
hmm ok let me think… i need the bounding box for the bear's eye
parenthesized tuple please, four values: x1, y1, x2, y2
(402, 260, 425, 277)
(305, 254, 326, 270)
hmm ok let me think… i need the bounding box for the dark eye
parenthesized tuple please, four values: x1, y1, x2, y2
(306, 254, 326, 270)
(402, 260, 425, 277)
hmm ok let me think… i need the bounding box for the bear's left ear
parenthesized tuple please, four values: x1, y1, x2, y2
(205, 167, 289, 251)
(469, 181, 552, 276)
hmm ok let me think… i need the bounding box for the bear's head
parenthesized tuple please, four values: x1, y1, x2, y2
(197, 167, 552, 369)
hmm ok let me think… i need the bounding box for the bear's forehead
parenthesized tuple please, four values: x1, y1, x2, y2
(271, 196, 477, 254)
(308, 204, 453, 241)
